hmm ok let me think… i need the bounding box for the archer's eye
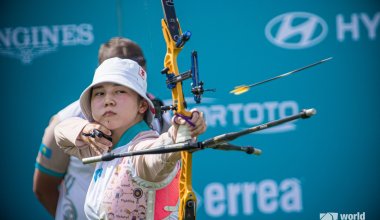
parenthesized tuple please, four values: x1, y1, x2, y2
(93, 91, 104, 97)
(115, 90, 127, 94)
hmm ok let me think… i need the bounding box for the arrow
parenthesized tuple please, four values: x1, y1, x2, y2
(230, 57, 333, 95)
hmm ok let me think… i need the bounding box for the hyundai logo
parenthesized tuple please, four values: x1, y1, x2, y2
(265, 12, 328, 49)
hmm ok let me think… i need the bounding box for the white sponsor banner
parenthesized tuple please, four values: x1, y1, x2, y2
(0, 23, 94, 64)
(265, 11, 379, 49)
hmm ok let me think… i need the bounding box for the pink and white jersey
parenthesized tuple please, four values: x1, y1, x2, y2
(84, 121, 180, 220)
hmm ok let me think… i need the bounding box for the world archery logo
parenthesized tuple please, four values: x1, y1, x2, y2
(265, 12, 328, 49)
(320, 212, 339, 220)
(0, 23, 94, 64)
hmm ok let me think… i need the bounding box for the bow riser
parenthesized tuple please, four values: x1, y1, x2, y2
(161, 19, 192, 117)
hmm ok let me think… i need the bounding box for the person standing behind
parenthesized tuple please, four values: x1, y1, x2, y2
(33, 37, 170, 219)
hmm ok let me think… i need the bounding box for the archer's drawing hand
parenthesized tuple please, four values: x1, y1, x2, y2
(80, 123, 113, 155)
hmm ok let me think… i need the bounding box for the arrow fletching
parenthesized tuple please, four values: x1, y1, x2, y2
(230, 85, 250, 95)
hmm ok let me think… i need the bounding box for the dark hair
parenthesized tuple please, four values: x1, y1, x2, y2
(98, 37, 146, 67)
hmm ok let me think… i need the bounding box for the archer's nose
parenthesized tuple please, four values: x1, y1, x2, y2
(104, 95, 116, 107)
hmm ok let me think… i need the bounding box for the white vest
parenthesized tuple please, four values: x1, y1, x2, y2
(55, 101, 95, 220)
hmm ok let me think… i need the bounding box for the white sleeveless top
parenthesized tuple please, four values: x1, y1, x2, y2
(55, 100, 95, 220)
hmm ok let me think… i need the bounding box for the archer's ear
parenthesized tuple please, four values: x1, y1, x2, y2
(138, 100, 149, 114)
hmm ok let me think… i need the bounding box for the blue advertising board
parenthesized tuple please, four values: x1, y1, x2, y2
(0, 0, 378, 219)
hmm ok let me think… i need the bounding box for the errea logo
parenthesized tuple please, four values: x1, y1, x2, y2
(265, 12, 328, 49)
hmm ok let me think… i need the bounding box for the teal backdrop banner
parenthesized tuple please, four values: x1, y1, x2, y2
(1, 0, 379, 219)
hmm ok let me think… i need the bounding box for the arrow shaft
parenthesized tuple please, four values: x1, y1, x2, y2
(248, 57, 332, 88)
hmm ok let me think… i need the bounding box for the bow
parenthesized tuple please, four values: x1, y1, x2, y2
(160, 0, 202, 219)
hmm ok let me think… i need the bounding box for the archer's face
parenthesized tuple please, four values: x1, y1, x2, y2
(90, 82, 147, 133)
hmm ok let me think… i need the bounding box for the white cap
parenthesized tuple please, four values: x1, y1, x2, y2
(80, 57, 155, 124)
